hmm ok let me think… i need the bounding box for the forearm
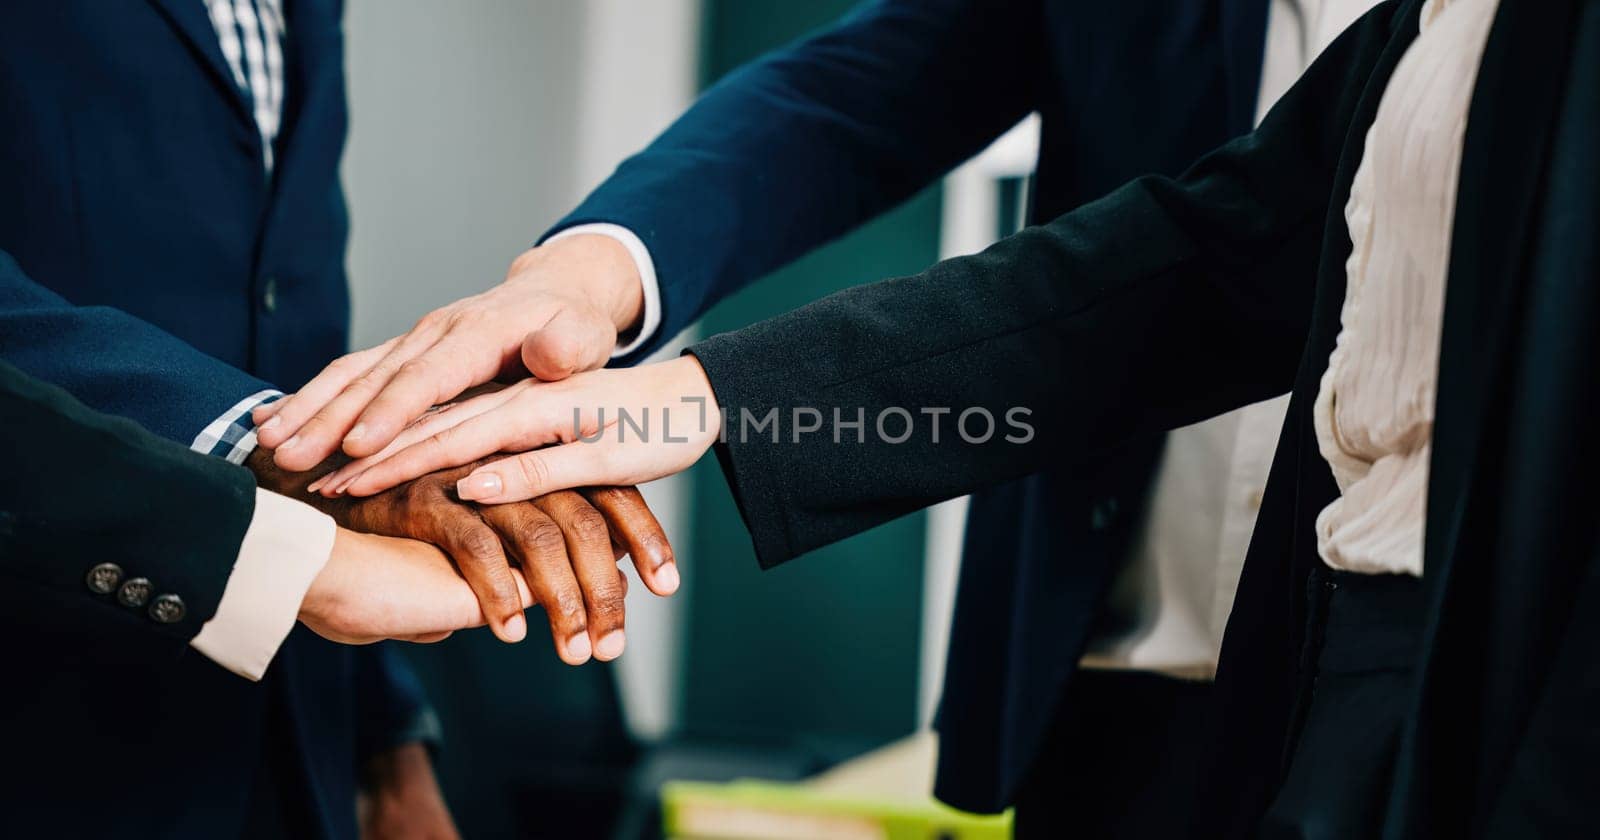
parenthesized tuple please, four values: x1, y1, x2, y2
(548, 0, 1043, 352)
(689, 3, 1401, 566)
(0, 251, 276, 445)
(689, 201, 1321, 566)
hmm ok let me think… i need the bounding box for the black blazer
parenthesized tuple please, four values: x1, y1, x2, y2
(692, 0, 1600, 834)
(0, 360, 273, 834)
(0, 359, 255, 649)
(552, 0, 1271, 810)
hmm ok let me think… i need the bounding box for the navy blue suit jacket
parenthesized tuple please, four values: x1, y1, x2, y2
(550, 0, 1269, 812)
(0, 2, 429, 836)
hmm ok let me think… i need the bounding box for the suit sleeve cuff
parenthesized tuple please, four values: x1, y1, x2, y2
(190, 488, 337, 680)
(545, 223, 662, 358)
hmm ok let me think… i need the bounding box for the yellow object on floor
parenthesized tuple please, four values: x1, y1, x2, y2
(661, 733, 1013, 839)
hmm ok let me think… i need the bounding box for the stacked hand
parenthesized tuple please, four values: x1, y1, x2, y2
(254, 445, 677, 663)
(297, 358, 720, 503)
(255, 236, 715, 652)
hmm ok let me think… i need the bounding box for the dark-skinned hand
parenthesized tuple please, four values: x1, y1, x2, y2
(249, 448, 676, 664)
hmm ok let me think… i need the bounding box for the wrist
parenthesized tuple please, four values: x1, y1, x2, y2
(298, 527, 354, 629)
(361, 742, 437, 794)
(669, 355, 717, 413)
(513, 234, 644, 335)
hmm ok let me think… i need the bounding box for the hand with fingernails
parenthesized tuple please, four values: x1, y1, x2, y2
(254, 234, 644, 472)
(249, 445, 677, 665)
(300, 355, 722, 506)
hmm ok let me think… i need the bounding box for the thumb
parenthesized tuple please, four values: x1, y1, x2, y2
(521, 306, 616, 381)
(456, 444, 622, 504)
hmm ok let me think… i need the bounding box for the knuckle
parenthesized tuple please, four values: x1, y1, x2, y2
(397, 356, 431, 379)
(550, 590, 585, 624)
(641, 533, 675, 567)
(325, 354, 363, 376)
(350, 367, 391, 394)
(444, 307, 484, 331)
(413, 308, 449, 332)
(427, 425, 458, 450)
(569, 509, 610, 546)
(513, 454, 551, 493)
(528, 522, 567, 556)
(456, 526, 503, 564)
(588, 584, 627, 618)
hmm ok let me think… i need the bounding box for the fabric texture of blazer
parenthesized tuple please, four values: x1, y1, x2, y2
(691, 0, 1600, 834)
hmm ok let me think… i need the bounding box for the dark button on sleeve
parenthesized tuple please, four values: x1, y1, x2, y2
(116, 577, 153, 608)
(85, 562, 124, 595)
(149, 594, 186, 624)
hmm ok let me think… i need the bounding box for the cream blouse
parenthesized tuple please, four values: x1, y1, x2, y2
(1312, 0, 1501, 576)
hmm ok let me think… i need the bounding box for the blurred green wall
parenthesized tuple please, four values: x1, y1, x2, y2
(677, 0, 943, 750)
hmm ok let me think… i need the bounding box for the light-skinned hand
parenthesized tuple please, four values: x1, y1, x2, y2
(253, 235, 643, 472)
(309, 356, 720, 506)
(298, 527, 535, 645)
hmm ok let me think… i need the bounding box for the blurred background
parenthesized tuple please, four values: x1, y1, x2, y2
(340, 2, 1031, 836)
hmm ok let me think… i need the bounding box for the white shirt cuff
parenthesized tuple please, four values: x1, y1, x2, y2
(190, 488, 337, 681)
(546, 223, 661, 358)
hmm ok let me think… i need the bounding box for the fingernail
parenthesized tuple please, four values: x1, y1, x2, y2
(457, 472, 502, 501)
(503, 613, 526, 642)
(595, 630, 626, 661)
(278, 434, 300, 452)
(656, 563, 680, 594)
(259, 415, 280, 433)
(566, 632, 592, 662)
(345, 423, 366, 443)
(306, 476, 328, 493)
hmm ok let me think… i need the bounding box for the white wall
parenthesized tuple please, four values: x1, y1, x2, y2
(342, 0, 700, 739)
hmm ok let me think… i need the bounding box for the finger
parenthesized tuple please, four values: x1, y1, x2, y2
(342, 399, 540, 497)
(521, 305, 616, 381)
(456, 441, 635, 505)
(274, 330, 445, 470)
(581, 486, 677, 596)
(257, 339, 394, 449)
(532, 491, 627, 661)
(479, 504, 592, 665)
(432, 513, 527, 644)
(401, 631, 456, 644)
(251, 398, 285, 425)
(311, 386, 521, 496)
(344, 334, 504, 459)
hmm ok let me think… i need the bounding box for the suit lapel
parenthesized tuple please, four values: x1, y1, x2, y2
(145, 0, 255, 127)
(1424, 0, 1579, 590)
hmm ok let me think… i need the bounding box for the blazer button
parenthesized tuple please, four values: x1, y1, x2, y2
(149, 594, 186, 624)
(85, 562, 124, 595)
(261, 276, 279, 313)
(117, 577, 153, 608)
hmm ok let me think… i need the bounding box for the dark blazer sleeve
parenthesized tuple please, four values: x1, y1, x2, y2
(0, 358, 257, 647)
(0, 249, 274, 444)
(687, 2, 1402, 568)
(548, 0, 1045, 360)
